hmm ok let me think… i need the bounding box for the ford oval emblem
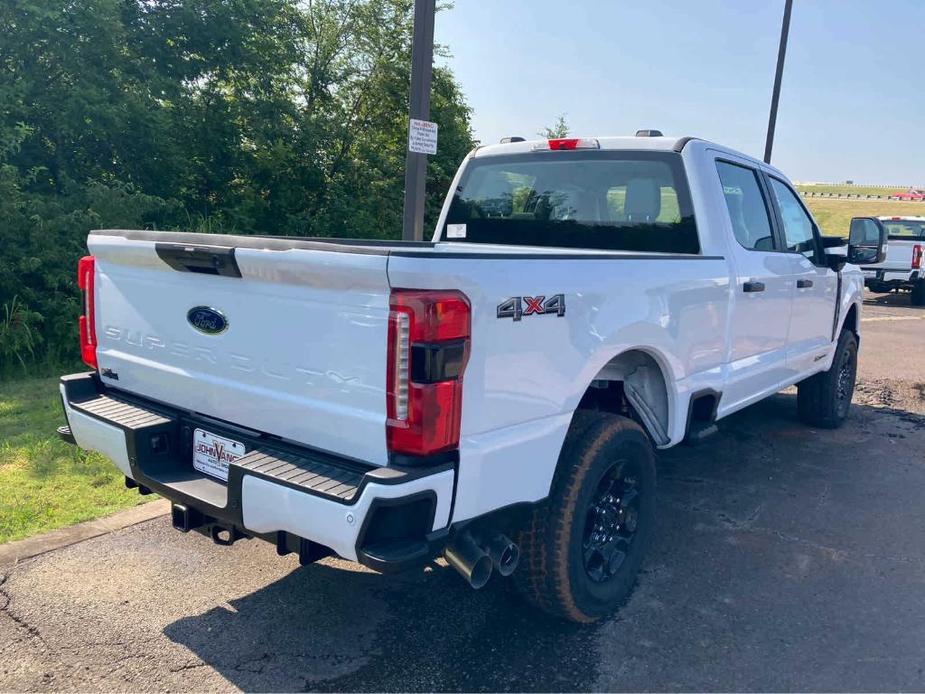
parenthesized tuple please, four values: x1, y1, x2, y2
(187, 306, 228, 335)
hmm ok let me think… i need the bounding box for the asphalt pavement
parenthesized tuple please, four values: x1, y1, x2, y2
(2, 290, 924, 692)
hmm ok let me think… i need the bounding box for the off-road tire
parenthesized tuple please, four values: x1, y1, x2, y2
(797, 329, 858, 429)
(911, 279, 925, 307)
(514, 412, 656, 623)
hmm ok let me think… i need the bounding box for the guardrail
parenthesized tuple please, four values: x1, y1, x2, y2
(800, 191, 925, 201)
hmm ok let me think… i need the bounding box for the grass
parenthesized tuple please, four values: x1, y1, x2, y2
(804, 198, 925, 237)
(0, 375, 152, 544)
(795, 183, 907, 197)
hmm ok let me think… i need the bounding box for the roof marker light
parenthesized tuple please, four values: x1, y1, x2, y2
(533, 138, 600, 151)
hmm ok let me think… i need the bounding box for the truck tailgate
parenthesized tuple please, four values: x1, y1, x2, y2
(88, 233, 392, 465)
(876, 239, 916, 272)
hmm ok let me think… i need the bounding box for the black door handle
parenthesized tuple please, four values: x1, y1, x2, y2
(797, 279, 814, 288)
(743, 281, 766, 293)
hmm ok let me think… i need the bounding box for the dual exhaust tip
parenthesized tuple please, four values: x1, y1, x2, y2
(444, 531, 520, 589)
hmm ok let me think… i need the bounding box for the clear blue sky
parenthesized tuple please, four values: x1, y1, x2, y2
(434, 0, 923, 185)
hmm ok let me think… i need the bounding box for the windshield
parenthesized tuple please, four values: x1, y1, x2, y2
(882, 219, 925, 240)
(441, 151, 699, 253)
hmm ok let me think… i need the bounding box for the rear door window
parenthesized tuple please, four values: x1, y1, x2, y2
(768, 177, 821, 263)
(442, 151, 699, 253)
(715, 161, 776, 251)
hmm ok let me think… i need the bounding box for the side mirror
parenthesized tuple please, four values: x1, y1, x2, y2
(847, 217, 887, 266)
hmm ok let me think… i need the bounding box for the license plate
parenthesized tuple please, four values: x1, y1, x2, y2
(192, 428, 245, 482)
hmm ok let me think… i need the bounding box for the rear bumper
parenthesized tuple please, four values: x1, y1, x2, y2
(58, 372, 454, 571)
(862, 269, 920, 288)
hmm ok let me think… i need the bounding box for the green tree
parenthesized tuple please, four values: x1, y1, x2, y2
(539, 114, 570, 139)
(0, 0, 475, 370)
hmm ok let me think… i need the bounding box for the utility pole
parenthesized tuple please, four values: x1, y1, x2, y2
(764, 0, 793, 164)
(401, 0, 437, 241)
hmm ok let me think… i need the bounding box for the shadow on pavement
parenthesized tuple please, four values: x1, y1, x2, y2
(863, 290, 923, 310)
(163, 394, 925, 692)
(163, 552, 599, 692)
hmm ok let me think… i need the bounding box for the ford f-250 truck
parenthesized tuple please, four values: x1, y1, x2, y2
(861, 216, 924, 305)
(58, 134, 885, 622)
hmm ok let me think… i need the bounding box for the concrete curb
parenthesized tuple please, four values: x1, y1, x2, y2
(0, 499, 170, 571)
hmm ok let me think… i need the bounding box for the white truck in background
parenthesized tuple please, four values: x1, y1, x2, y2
(59, 134, 885, 622)
(861, 216, 925, 305)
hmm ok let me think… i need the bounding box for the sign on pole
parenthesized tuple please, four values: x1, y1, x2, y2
(408, 118, 438, 155)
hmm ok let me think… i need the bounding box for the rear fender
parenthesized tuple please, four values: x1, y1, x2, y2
(587, 348, 675, 447)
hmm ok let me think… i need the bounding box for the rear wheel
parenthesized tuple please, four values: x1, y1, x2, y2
(911, 279, 925, 307)
(797, 329, 857, 429)
(514, 413, 656, 622)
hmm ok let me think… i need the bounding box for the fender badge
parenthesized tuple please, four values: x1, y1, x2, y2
(497, 294, 566, 321)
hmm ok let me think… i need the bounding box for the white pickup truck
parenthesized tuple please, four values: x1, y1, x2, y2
(59, 134, 885, 622)
(861, 216, 925, 305)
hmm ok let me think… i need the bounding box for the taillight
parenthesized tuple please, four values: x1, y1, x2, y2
(386, 289, 470, 458)
(77, 255, 98, 369)
(533, 138, 600, 151)
(913, 244, 923, 270)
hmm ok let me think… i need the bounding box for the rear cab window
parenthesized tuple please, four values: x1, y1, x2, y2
(882, 219, 925, 240)
(441, 151, 699, 254)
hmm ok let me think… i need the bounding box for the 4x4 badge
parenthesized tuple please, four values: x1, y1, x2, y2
(497, 294, 566, 321)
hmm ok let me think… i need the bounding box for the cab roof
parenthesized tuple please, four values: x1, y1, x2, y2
(472, 136, 692, 157)
(471, 135, 781, 177)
